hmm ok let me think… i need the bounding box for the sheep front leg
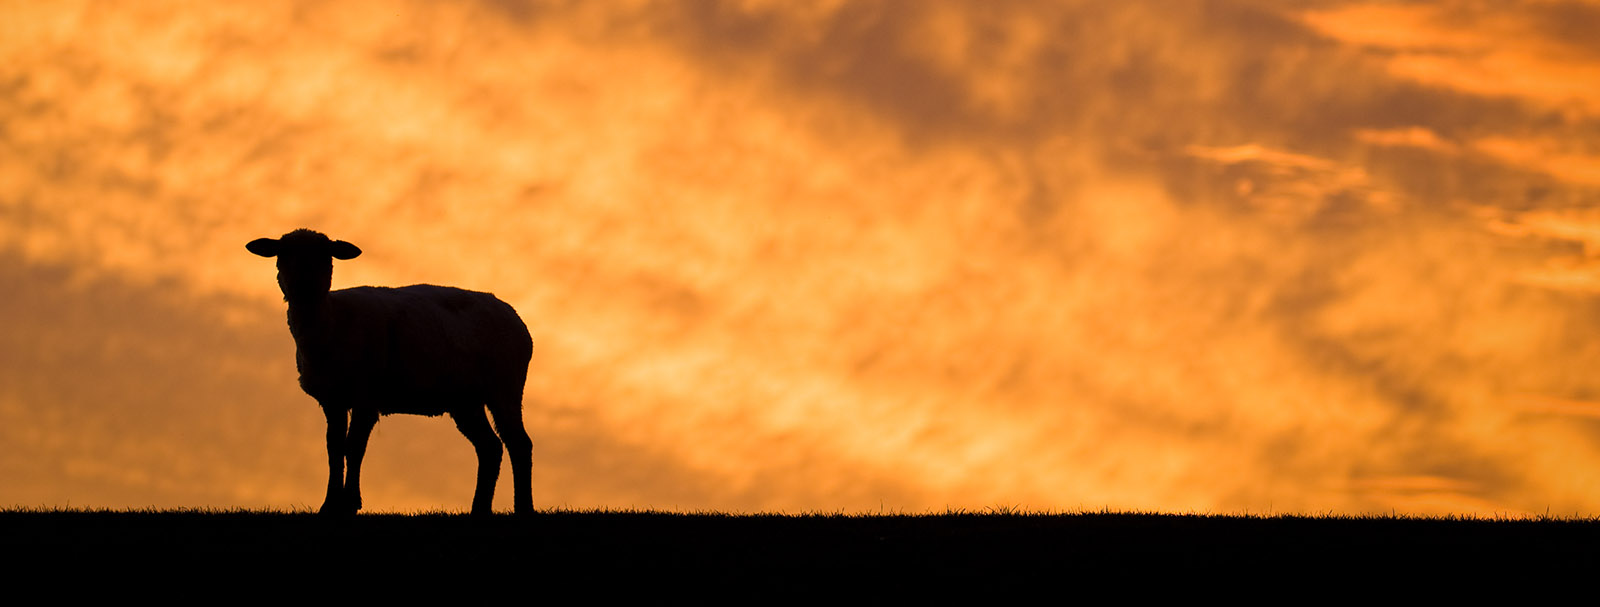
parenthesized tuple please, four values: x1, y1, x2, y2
(342, 407, 379, 514)
(320, 406, 349, 516)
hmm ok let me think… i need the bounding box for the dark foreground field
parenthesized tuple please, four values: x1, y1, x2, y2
(6, 509, 1596, 595)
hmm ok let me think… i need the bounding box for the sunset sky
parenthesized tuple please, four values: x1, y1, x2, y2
(5, 0, 1600, 515)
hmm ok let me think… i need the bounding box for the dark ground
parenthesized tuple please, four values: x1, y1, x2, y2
(5, 509, 1595, 597)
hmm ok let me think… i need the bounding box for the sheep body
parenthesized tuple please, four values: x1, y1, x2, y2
(295, 285, 531, 417)
(249, 229, 533, 516)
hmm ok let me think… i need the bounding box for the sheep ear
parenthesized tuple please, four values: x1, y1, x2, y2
(246, 238, 280, 258)
(329, 240, 362, 260)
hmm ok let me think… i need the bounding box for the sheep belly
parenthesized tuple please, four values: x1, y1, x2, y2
(298, 285, 531, 417)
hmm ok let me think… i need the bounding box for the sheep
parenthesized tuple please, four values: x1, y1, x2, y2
(247, 228, 533, 516)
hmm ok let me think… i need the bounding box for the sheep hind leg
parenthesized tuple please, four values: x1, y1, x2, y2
(452, 405, 503, 517)
(488, 400, 533, 515)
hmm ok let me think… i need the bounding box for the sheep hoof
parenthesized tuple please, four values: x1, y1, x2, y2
(318, 498, 358, 518)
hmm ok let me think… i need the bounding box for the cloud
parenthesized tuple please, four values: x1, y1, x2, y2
(1472, 136, 1600, 187)
(1299, 2, 1600, 116)
(1354, 127, 1459, 153)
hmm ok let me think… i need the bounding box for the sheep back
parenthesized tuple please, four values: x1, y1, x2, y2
(293, 284, 532, 417)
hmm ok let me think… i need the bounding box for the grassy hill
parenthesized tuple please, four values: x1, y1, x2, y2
(6, 509, 1594, 595)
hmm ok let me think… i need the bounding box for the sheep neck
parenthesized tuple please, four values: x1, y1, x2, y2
(278, 256, 337, 350)
(284, 292, 335, 350)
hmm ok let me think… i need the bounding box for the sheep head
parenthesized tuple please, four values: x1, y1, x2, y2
(247, 229, 362, 301)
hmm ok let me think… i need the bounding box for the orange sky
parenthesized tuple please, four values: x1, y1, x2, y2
(4, 0, 1600, 515)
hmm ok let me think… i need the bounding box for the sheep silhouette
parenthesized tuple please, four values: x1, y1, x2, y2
(247, 229, 533, 516)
